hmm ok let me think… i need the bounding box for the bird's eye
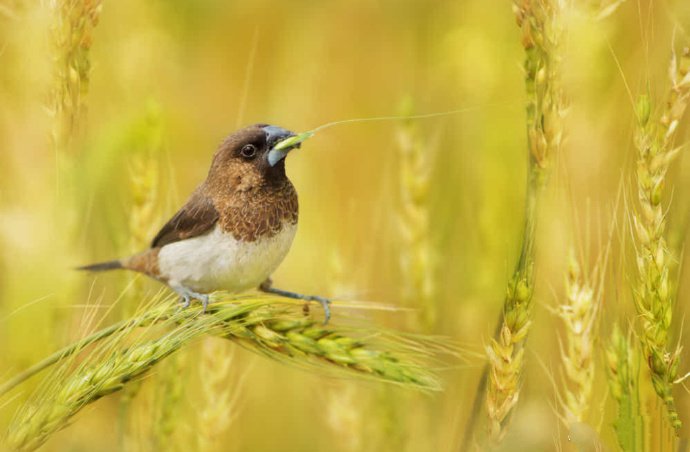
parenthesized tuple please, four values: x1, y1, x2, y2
(240, 144, 257, 159)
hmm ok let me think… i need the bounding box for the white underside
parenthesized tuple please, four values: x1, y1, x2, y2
(157, 223, 297, 293)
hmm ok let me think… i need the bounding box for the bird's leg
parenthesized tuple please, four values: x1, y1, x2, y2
(170, 285, 210, 313)
(259, 278, 332, 324)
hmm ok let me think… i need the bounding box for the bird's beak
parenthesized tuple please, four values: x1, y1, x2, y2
(264, 126, 297, 167)
(264, 126, 314, 167)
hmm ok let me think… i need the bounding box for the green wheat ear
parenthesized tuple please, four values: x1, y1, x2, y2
(3, 295, 451, 450)
(273, 131, 315, 151)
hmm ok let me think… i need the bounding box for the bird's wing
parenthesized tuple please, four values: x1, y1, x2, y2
(151, 187, 219, 248)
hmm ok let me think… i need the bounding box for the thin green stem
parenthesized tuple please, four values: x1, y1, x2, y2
(460, 161, 542, 450)
(0, 320, 125, 397)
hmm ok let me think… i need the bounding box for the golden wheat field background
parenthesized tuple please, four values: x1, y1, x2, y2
(1, 0, 690, 450)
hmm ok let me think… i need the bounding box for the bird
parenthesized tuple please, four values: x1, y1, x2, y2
(79, 123, 331, 322)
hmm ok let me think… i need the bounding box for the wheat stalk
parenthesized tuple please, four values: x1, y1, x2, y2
(482, 0, 566, 444)
(127, 147, 159, 308)
(117, 109, 163, 448)
(556, 254, 600, 425)
(45, 0, 104, 362)
(3, 295, 444, 451)
(630, 45, 690, 433)
(48, 0, 103, 154)
(606, 325, 643, 452)
(196, 340, 243, 451)
(151, 353, 185, 451)
(8, 325, 193, 451)
(396, 111, 436, 330)
(323, 250, 365, 451)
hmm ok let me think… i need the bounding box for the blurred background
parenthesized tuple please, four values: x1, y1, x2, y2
(1, 0, 690, 450)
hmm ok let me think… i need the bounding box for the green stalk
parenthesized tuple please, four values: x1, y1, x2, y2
(3, 296, 446, 451)
(0, 320, 126, 397)
(461, 0, 564, 447)
(630, 46, 690, 434)
(606, 325, 643, 452)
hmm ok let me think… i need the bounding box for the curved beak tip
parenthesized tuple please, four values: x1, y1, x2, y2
(267, 149, 288, 166)
(263, 126, 314, 167)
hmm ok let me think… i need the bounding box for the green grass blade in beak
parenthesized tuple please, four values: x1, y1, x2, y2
(267, 131, 315, 166)
(274, 131, 315, 151)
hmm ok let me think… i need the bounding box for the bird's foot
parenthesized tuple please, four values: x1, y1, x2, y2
(171, 285, 210, 313)
(258, 281, 331, 324)
(303, 294, 331, 325)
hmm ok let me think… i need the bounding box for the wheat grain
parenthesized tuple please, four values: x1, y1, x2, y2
(484, 0, 566, 444)
(4, 296, 444, 450)
(630, 45, 690, 433)
(556, 254, 599, 425)
(8, 330, 191, 451)
(48, 0, 103, 153)
(197, 340, 243, 451)
(396, 111, 436, 331)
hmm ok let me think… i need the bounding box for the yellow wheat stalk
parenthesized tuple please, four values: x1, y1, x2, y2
(324, 250, 364, 451)
(119, 111, 162, 448)
(484, 0, 566, 444)
(45, 0, 104, 393)
(556, 254, 600, 425)
(48, 0, 103, 154)
(630, 45, 690, 433)
(3, 295, 444, 451)
(125, 108, 162, 312)
(128, 155, 159, 267)
(197, 340, 245, 451)
(397, 114, 436, 330)
(151, 353, 185, 451)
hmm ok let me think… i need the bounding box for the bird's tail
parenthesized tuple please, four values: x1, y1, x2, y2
(77, 260, 123, 272)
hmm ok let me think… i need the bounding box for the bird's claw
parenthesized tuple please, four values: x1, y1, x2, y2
(200, 294, 210, 313)
(298, 295, 331, 324)
(179, 295, 191, 309)
(258, 281, 332, 324)
(173, 286, 210, 313)
(307, 295, 331, 325)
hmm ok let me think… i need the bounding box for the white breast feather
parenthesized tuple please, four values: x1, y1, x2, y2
(157, 223, 297, 293)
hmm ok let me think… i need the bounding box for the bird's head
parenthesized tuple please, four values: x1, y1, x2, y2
(207, 124, 301, 191)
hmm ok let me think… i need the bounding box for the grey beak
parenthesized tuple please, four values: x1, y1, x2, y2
(263, 125, 298, 167)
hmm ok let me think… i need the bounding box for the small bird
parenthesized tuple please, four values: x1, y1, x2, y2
(79, 124, 331, 322)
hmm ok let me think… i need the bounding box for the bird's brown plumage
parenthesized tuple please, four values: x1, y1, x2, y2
(122, 123, 298, 280)
(151, 187, 220, 248)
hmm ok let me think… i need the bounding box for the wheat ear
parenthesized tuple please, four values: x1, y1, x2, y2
(483, 0, 566, 444)
(4, 296, 444, 451)
(631, 45, 690, 433)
